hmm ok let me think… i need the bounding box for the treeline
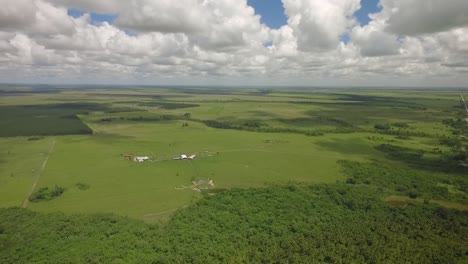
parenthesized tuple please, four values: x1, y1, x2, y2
(375, 143, 468, 173)
(339, 160, 467, 202)
(201, 119, 326, 136)
(138, 102, 200, 109)
(0, 103, 139, 137)
(373, 122, 433, 138)
(99, 114, 182, 123)
(442, 118, 468, 162)
(1, 184, 467, 263)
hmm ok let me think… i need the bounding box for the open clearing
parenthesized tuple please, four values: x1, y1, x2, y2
(1, 87, 467, 224)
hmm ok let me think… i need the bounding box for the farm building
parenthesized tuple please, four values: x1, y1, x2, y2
(193, 179, 215, 190)
(134, 156, 149, 162)
(174, 154, 196, 160)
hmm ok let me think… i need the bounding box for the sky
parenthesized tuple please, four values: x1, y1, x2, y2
(0, 0, 467, 87)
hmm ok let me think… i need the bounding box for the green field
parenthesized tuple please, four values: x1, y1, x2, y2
(1, 86, 467, 263)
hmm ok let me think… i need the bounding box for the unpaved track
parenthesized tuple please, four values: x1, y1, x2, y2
(85, 122, 101, 134)
(22, 139, 56, 208)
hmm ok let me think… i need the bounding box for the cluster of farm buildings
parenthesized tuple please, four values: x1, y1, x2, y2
(122, 153, 196, 162)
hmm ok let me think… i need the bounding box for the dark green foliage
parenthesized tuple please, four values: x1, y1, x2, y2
(201, 119, 325, 136)
(442, 118, 468, 132)
(376, 143, 425, 160)
(339, 160, 467, 202)
(439, 136, 462, 147)
(1, 185, 467, 263)
(103, 107, 143, 113)
(99, 114, 181, 123)
(76, 182, 90, 190)
(375, 143, 468, 172)
(392, 122, 409, 128)
(0, 105, 96, 137)
(0, 103, 149, 137)
(29, 185, 65, 202)
(374, 123, 391, 130)
(27, 136, 44, 141)
(0, 208, 160, 264)
(138, 102, 200, 109)
(278, 116, 352, 128)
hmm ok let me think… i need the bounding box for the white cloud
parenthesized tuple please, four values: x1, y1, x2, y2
(351, 16, 400, 57)
(382, 0, 468, 36)
(0, 0, 75, 36)
(0, 0, 467, 86)
(281, 0, 361, 51)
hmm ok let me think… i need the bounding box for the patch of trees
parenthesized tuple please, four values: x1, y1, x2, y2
(376, 143, 425, 160)
(27, 136, 44, 141)
(201, 119, 326, 136)
(392, 122, 410, 128)
(2, 184, 467, 263)
(29, 185, 65, 202)
(99, 114, 181, 123)
(339, 160, 467, 203)
(0, 105, 95, 137)
(441, 118, 468, 162)
(374, 123, 392, 130)
(375, 143, 468, 172)
(103, 107, 144, 113)
(377, 143, 468, 173)
(278, 116, 353, 128)
(443, 118, 467, 132)
(138, 102, 200, 109)
(373, 122, 429, 138)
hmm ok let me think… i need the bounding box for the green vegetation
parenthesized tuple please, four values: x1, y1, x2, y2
(76, 182, 90, 190)
(0, 86, 467, 263)
(0, 105, 92, 137)
(29, 185, 65, 202)
(1, 185, 467, 263)
(138, 101, 200, 109)
(340, 160, 467, 202)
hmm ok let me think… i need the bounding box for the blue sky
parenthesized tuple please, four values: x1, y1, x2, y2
(248, 0, 381, 29)
(67, 9, 117, 25)
(68, 0, 381, 29)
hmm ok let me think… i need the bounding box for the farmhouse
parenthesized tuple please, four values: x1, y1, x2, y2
(123, 153, 134, 159)
(134, 156, 149, 162)
(173, 154, 197, 160)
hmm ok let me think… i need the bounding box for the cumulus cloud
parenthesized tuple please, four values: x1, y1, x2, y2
(47, 0, 122, 14)
(382, 0, 468, 36)
(0, 0, 75, 36)
(282, 0, 361, 51)
(115, 0, 269, 51)
(351, 15, 400, 57)
(0, 0, 467, 86)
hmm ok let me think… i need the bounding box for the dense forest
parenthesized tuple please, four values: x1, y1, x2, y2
(1, 184, 467, 263)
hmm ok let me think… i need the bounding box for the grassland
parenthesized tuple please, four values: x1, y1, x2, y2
(1, 86, 467, 221)
(0, 86, 467, 262)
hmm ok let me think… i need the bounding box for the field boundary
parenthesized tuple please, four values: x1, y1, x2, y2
(22, 139, 56, 208)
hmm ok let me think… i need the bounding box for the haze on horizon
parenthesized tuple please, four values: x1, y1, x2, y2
(0, 0, 467, 87)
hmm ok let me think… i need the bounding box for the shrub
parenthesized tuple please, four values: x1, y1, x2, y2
(76, 182, 90, 190)
(29, 185, 65, 202)
(374, 123, 391, 130)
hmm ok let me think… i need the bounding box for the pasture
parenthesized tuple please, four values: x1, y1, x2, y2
(0, 86, 467, 224)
